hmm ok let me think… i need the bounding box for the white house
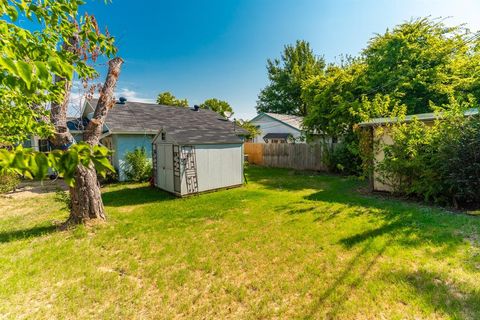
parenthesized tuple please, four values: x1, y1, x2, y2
(250, 113, 305, 143)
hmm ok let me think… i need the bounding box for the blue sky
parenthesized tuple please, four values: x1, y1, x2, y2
(78, 0, 480, 119)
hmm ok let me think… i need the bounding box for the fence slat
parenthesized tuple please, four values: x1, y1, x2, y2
(244, 143, 328, 171)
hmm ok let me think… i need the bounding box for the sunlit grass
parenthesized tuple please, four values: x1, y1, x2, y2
(1, 167, 479, 319)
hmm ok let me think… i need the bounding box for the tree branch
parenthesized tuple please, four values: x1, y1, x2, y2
(84, 57, 124, 146)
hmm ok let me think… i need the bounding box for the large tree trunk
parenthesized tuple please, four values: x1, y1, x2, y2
(63, 57, 123, 227)
(65, 164, 105, 226)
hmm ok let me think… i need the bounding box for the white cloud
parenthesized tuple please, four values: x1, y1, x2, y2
(114, 88, 155, 104)
(67, 85, 155, 117)
(408, 0, 480, 30)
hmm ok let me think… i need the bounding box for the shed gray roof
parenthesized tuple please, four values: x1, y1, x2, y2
(85, 99, 247, 144)
(358, 108, 479, 127)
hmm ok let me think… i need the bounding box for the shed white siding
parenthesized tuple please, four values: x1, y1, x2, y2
(250, 114, 302, 143)
(153, 138, 244, 196)
(193, 144, 243, 193)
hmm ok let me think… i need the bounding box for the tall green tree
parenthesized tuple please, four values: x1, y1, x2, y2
(0, 0, 122, 226)
(257, 40, 325, 116)
(302, 57, 366, 139)
(362, 17, 478, 114)
(303, 18, 480, 175)
(156, 91, 189, 107)
(200, 98, 233, 117)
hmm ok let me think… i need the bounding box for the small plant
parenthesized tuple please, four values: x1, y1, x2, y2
(122, 147, 152, 182)
(0, 171, 20, 194)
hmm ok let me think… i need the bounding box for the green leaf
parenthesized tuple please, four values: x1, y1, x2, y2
(34, 61, 50, 82)
(16, 61, 33, 89)
(34, 153, 49, 179)
(92, 156, 114, 174)
(6, 5, 18, 21)
(0, 56, 18, 75)
(47, 57, 63, 77)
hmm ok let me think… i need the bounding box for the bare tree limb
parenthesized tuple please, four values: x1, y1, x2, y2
(49, 38, 78, 149)
(84, 57, 124, 146)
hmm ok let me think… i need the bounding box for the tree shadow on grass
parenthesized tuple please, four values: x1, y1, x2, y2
(251, 167, 480, 317)
(263, 167, 477, 255)
(102, 186, 175, 207)
(306, 186, 474, 254)
(392, 269, 480, 318)
(305, 238, 390, 318)
(0, 224, 57, 244)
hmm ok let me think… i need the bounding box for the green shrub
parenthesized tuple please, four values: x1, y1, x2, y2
(122, 147, 152, 182)
(0, 171, 20, 194)
(323, 133, 362, 175)
(377, 105, 480, 208)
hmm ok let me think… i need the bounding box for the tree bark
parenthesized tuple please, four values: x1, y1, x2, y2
(64, 57, 123, 227)
(50, 40, 76, 149)
(84, 57, 124, 146)
(50, 75, 75, 148)
(65, 163, 105, 227)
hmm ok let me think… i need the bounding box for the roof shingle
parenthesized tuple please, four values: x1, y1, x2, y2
(86, 99, 246, 144)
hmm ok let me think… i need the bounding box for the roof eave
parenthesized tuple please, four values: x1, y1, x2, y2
(251, 112, 303, 132)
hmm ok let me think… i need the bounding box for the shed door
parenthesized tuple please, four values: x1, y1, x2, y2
(156, 144, 174, 193)
(164, 144, 174, 192)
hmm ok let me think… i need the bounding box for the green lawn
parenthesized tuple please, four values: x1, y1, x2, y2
(1, 167, 480, 319)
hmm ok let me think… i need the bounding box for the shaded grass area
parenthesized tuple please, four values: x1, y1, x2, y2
(1, 167, 480, 319)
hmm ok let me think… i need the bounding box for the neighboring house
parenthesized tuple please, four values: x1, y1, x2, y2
(358, 109, 479, 192)
(22, 136, 53, 152)
(152, 126, 244, 196)
(68, 99, 247, 181)
(250, 113, 305, 143)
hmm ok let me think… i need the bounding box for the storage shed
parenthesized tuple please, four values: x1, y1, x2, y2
(152, 124, 245, 196)
(358, 108, 479, 192)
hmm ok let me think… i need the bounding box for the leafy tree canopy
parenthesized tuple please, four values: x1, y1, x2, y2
(302, 17, 480, 175)
(0, 0, 116, 145)
(304, 18, 480, 137)
(200, 98, 233, 117)
(256, 40, 325, 116)
(234, 119, 260, 140)
(0, 0, 118, 187)
(362, 17, 479, 115)
(156, 91, 189, 107)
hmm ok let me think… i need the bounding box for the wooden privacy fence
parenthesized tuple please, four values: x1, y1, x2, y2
(244, 143, 328, 171)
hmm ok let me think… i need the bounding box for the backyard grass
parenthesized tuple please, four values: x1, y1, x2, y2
(1, 167, 480, 319)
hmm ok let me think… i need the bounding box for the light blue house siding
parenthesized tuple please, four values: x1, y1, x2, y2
(111, 134, 155, 181)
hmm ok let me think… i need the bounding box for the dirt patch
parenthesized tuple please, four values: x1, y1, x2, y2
(3, 180, 68, 199)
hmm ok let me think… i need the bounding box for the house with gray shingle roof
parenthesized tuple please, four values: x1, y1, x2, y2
(69, 99, 247, 181)
(249, 112, 306, 143)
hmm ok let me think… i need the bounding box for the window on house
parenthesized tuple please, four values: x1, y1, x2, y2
(38, 139, 51, 152)
(23, 139, 32, 148)
(161, 132, 166, 140)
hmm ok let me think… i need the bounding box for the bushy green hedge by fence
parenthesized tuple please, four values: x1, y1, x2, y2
(377, 107, 480, 208)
